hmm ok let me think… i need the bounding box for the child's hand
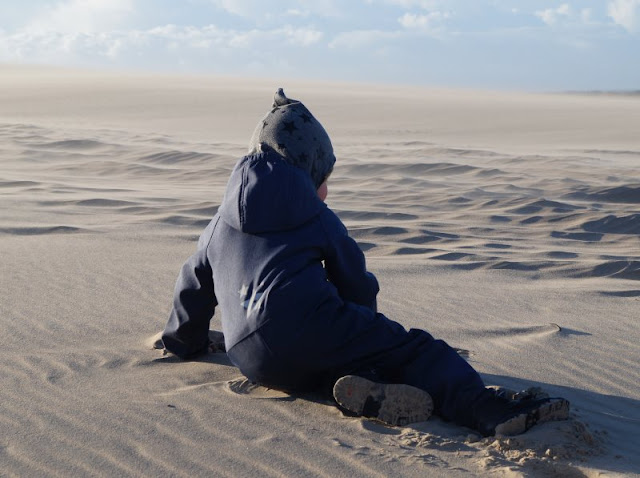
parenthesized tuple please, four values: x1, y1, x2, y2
(150, 330, 225, 356)
(152, 337, 164, 350)
(148, 332, 169, 355)
(151, 337, 171, 356)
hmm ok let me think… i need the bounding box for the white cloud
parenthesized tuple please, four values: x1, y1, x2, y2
(580, 8, 593, 24)
(207, 0, 342, 19)
(0, 30, 117, 62)
(225, 25, 323, 48)
(608, 0, 640, 32)
(369, 0, 441, 9)
(25, 0, 134, 34)
(281, 25, 324, 45)
(207, 0, 263, 17)
(328, 29, 401, 49)
(0, 23, 323, 66)
(286, 9, 310, 18)
(398, 11, 449, 32)
(535, 4, 571, 26)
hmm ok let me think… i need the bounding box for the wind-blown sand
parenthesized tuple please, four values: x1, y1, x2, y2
(1, 65, 639, 477)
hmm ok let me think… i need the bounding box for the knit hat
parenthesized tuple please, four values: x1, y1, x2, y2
(248, 88, 336, 189)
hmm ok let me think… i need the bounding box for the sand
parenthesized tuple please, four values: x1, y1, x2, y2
(1, 64, 639, 477)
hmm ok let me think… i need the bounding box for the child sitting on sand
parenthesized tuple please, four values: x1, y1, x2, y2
(160, 89, 569, 436)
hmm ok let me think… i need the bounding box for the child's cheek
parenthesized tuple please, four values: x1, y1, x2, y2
(317, 182, 328, 202)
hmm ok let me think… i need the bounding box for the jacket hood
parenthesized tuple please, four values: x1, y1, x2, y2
(219, 151, 324, 234)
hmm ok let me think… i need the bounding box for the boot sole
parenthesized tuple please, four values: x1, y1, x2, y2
(494, 398, 570, 436)
(333, 375, 433, 426)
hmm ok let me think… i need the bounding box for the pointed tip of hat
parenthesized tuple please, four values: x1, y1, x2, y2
(273, 88, 299, 107)
(273, 88, 287, 107)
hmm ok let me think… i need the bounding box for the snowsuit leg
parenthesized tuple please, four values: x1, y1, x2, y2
(227, 301, 485, 428)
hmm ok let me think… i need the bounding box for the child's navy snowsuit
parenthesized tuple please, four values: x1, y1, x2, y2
(162, 151, 487, 428)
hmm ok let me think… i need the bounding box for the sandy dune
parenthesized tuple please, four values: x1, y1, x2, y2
(1, 65, 639, 477)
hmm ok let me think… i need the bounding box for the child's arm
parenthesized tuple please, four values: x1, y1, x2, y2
(161, 247, 218, 359)
(321, 211, 380, 312)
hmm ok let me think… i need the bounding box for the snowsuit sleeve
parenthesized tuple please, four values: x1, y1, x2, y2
(162, 244, 218, 359)
(321, 210, 379, 312)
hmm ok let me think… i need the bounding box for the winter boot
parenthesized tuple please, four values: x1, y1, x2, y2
(333, 375, 434, 426)
(473, 391, 569, 436)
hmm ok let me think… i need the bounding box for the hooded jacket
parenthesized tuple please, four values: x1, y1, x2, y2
(162, 150, 379, 360)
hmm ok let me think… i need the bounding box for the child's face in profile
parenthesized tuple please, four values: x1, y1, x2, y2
(317, 179, 328, 202)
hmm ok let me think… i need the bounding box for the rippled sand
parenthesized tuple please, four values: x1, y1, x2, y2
(1, 65, 638, 477)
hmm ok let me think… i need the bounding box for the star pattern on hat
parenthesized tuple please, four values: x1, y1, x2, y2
(282, 120, 297, 135)
(299, 112, 312, 123)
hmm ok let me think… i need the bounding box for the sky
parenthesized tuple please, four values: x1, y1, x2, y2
(0, 0, 639, 91)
